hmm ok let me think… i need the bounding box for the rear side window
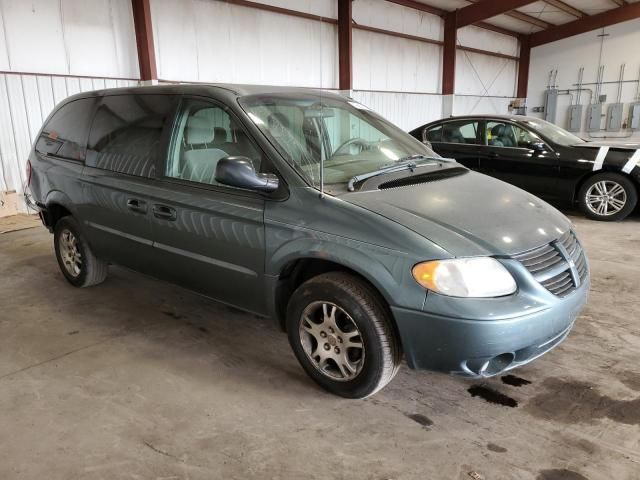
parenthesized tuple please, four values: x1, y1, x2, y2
(86, 94, 175, 177)
(36, 98, 96, 161)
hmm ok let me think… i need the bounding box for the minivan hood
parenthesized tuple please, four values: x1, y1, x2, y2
(344, 170, 571, 257)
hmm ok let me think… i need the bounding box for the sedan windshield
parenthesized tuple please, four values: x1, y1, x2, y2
(238, 93, 440, 190)
(520, 118, 585, 146)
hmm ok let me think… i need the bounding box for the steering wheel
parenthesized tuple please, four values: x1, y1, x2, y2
(334, 138, 369, 156)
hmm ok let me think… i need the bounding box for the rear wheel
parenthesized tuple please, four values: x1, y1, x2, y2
(578, 172, 637, 221)
(54, 216, 108, 287)
(286, 272, 401, 398)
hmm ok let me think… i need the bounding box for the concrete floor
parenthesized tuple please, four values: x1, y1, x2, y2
(0, 214, 639, 480)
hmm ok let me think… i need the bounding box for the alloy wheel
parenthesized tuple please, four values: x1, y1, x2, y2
(585, 180, 627, 217)
(59, 229, 83, 277)
(299, 301, 365, 381)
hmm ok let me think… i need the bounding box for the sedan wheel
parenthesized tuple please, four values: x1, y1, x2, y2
(585, 180, 627, 217)
(578, 173, 637, 221)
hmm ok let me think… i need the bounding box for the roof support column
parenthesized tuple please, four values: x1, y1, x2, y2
(132, 0, 158, 83)
(338, 0, 353, 91)
(517, 35, 531, 99)
(442, 11, 457, 96)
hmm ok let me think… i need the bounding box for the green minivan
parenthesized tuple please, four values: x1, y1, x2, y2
(27, 84, 589, 398)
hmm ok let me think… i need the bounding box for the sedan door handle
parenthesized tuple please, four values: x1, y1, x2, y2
(126, 198, 147, 214)
(152, 204, 177, 221)
(488, 152, 500, 158)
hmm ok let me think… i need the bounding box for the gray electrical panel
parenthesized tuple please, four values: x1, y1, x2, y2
(606, 103, 624, 131)
(586, 104, 603, 132)
(567, 105, 583, 132)
(543, 89, 559, 123)
(629, 102, 640, 130)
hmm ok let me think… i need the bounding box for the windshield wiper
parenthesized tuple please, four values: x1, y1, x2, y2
(347, 156, 438, 192)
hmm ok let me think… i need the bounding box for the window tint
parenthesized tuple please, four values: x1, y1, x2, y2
(424, 125, 442, 142)
(439, 120, 479, 144)
(86, 94, 175, 177)
(35, 98, 96, 161)
(166, 99, 261, 187)
(486, 121, 542, 148)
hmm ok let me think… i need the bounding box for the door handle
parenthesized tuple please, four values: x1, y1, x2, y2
(152, 204, 177, 221)
(126, 198, 147, 214)
(488, 152, 500, 158)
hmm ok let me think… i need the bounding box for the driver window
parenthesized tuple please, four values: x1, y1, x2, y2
(486, 121, 542, 149)
(166, 99, 261, 186)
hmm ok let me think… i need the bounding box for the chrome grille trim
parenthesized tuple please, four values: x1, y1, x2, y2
(513, 230, 588, 297)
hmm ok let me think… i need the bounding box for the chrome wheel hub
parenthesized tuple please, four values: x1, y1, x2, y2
(59, 229, 82, 277)
(586, 180, 627, 216)
(299, 302, 365, 381)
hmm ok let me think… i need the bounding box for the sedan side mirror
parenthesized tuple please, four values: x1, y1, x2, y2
(530, 142, 546, 152)
(215, 156, 279, 193)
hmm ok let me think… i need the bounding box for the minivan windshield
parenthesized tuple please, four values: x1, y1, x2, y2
(520, 118, 586, 146)
(238, 93, 440, 190)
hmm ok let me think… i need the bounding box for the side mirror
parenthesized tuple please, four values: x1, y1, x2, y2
(215, 156, 279, 193)
(530, 142, 546, 152)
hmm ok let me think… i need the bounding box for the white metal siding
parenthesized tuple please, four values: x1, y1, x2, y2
(0, 0, 139, 78)
(351, 90, 443, 131)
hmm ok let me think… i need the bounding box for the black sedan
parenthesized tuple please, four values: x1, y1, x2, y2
(409, 115, 640, 221)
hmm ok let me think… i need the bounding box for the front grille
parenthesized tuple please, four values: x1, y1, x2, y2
(513, 230, 588, 297)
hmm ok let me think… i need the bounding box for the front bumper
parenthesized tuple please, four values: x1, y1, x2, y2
(392, 277, 589, 377)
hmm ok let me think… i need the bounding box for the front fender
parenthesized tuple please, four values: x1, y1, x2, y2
(266, 224, 426, 311)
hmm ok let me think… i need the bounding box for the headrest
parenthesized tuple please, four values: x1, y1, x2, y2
(491, 124, 505, 136)
(213, 127, 227, 144)
(186, 117, 214, 144)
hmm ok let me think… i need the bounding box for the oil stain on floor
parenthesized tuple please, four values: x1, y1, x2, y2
(501, 374, 532, 387)
(467, 385, 518, 407)
(526, 377, 640, 425)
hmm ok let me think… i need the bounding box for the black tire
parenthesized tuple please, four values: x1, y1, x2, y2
(578, 172, 637, 221)
(54, 216, 108, 287)
(286, 272, 401, 398)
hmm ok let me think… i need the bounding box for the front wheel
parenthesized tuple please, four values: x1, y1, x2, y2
(286, 272, 401, 398)
(578, 173, 637, 221)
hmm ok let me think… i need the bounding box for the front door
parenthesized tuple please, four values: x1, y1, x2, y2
(478, 120, 559, 198)
(81, 93, 177, 273)
(147, 97, 267, 314)
(423, 119, 481, 169)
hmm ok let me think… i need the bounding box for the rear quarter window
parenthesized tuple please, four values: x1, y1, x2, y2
(86, 94, 175, 177)
(35, 98, 96, 161)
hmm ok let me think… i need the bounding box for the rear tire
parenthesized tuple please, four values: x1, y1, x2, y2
(54, 216, 108, 287)
(286, 272, 401, 398)
(578, 172, 637, 221)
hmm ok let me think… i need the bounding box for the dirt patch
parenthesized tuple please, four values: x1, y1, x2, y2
(537, 469, 589, 480)
(487, 443, 507, 453)
(526, 378, 640, 425)
(467, 385, 518, 408)
(501, 374, 532, 387)
(405, 413, 433, 427)
(617, 370, 640, 391)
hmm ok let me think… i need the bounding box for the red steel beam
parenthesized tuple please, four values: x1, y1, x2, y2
(442, 11, 457, 95)
(530, 2, 640, 46)
(338, 0, 352, 90)
(384, 0, 520, 37)
(220, 0, 337, 24)
(457, 0, 540, 28)
(517, 35, 531, 98)
(131, 0, 157, 81)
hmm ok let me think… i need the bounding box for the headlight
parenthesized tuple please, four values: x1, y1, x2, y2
(412, 257, 517, 298)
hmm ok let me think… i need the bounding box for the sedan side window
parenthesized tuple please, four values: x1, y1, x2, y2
(439, 120, 480, 144)
(486, 121, 542, 149)
(166, 99, 261, 187)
